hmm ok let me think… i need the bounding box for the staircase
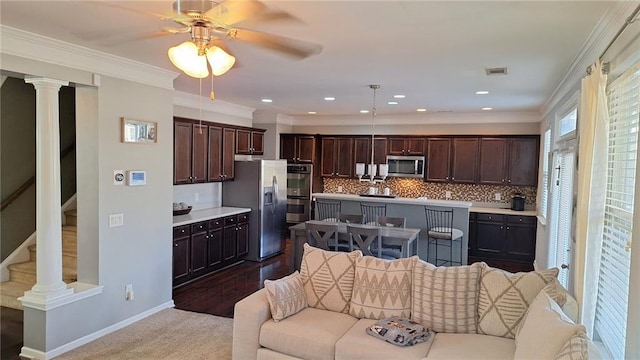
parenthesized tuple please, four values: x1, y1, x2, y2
(0, 210, 78, 310)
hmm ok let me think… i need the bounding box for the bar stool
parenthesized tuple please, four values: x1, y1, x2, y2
(360, 202, 387, 225)
(315, 199, 341, 222)
(425, 207, 463, 266)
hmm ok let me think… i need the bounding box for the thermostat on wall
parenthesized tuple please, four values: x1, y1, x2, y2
(126, 170, 146, 186)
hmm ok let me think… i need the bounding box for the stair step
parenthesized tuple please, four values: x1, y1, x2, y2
(65, 209, 78, 226)
(28, 244, 77, 258)
(8, 261, 76, 284)
(0, 281, 31, 310)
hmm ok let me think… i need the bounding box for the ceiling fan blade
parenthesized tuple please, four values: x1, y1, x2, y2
(226, 28, 322, 59)
(207, 0, 267, 26)
(239, 11, 301, 25)
(210, 39, 235, 57)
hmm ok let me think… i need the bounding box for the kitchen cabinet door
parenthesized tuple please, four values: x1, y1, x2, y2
(297, 136, 316, 163)
(474, 214, 505, 259)
(172, 237, 190, 284)
(320, 137, 353, 177)
(479, 138, 508, 185)
(251, 131, 264, 155)
(207, 218, 224, 268)
(451, 138, 478, 183)
(236, 218, 249, 258)
(174, 122, 192, 185)
(223, 128, 236, 181)
(354, 137, 387, 170)
(505, 216, 536, 261)
(190, 229, 208, 277)
(320, 137, 336, 176)
(426, 138, 451, 182)
(208, 125, 223, 182)
(507, 138, 539, 186)
(236, 129, 265, 155)
(388, 137, 424, 155)
(280, 135, 297, 161)
(223, 224, 237, 262)
(192, 124, 208, 184)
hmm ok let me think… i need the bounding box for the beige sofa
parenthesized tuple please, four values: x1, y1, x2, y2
(233, 245, 596, 360)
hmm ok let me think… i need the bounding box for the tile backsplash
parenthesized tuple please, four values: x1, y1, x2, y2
(322, 177, 537, 205)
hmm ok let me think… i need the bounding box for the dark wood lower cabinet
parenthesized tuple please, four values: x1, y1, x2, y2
(172, 211, 250, 288)
(468, 212, 536, 272)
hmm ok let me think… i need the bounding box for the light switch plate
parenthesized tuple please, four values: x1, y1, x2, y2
(109, 213, 124, 228)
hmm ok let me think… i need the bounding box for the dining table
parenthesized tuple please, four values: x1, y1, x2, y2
(289, 220, 421, 271)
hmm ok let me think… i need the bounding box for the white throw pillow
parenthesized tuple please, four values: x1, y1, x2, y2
(264, 271, 307, 322)
(299, 243, 363, 313)
(515, 291, 586, 359)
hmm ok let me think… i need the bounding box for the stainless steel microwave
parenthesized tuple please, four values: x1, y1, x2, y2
(386, 155, 425, 178)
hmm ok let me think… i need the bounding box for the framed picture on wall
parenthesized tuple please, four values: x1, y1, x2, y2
(121, 118, 157, 144)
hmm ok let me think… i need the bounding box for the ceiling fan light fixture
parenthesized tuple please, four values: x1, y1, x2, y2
(205, 46, 236, 76)
(168, 41, 209, 78)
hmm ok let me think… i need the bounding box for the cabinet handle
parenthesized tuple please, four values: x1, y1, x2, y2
(181, 229, 185, 233)
(174, 243, 178, 247)
(451, 177, 455, 181)
(506, 226, 510, 230)
(519, 218, 523, 222)
(508, 179, 511, 183)
(502, 179, 505, 183)
(500, 226, 503, 230)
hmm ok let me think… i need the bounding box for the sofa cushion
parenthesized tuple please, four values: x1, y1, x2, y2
(425, 333, 516, 360)
(554, 333, 590, 360)
(335, 318, 435, 360)
(350, 256, 416, 319)
(514, 291, 586, 359)
(300, 243, 362, 313)
(477, 263, 558, 338)
(257, 348, 303, 360)
(260, 307, 358, 360)
(264, 271, 307, 322)
(412, 259, 481, 333)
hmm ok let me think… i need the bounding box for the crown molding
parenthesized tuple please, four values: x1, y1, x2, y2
(0, 25, 178, 90)
(289, 111, 540, 126)
(541, 1, 639, 118)
(173, 91, 255, 119)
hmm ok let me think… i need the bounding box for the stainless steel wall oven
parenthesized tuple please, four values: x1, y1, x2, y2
(286, 164, 312, 224)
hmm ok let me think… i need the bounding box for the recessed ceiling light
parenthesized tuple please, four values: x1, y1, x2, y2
(360, 110, 369, 114)
(476, 91, 489, 95)
(261, 98, 272, 103)
(482, 107, 493, 111)
(324, 97, 335, 101)
(393, 95, 406, 99)
(308, 111, 317, 115)
(388, 101, 398, 105)
(416, 108, 427, 112)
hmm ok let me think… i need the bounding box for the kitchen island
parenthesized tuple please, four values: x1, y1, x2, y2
(311, 193, 472, 264)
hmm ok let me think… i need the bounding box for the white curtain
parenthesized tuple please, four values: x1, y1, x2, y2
(574, 60, 609, 336)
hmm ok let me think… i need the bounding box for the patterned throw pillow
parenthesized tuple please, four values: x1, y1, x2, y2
(412, 259, 482, 333)
(299, 243, 362, 313)
(477, 263, 559, 338)
(544, 279, 568, 307)
(554, 333, 590, 360)
(350, 256, 417, 319)
(264, 271, 307, 322)
(367, 316, 431, 347)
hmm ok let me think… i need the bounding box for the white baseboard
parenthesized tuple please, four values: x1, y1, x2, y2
(20, 300, 175, 360)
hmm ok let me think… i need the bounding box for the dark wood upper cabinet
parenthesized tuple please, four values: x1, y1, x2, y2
(207, 125, 223, 182)
(478, 137, 539, 186)
(236, 129, 265, 155)
(280, 135, 317, 163)
(451, 138, 479, 183)
(426, 138, 451, 182)
(507, 138, 539, 186)
(174, 121, 193, 185)
(320, 137, 353, 177)
(479, 138, 508, 185)
(174, 120, 207, 185)
(388, 137, 425, 155)
(223, 128, 236, 181)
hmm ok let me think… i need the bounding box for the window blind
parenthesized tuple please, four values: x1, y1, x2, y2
(557, 151, 575, 288)
(540, 129, 552, 219)
(594, 63, 639, 359)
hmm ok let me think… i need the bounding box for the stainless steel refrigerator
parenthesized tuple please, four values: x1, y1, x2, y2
(222, 159, 287, 262)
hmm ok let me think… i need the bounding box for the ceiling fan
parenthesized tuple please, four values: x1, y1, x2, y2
(163, 0, 322, 79)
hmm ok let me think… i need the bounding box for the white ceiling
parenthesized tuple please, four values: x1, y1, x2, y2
(0, 1, 612, 118)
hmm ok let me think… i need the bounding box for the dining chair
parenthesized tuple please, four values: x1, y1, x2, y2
(376, 216, 406, 228)
(374, 215, 406, 257)
(425, 207, 463, 266)
(360, 202, 387, 225)
(337, 213, 364, 224)
(347, 224, 382, 257)
(315, 199, 341, 222)
(305, 221, 339, 251)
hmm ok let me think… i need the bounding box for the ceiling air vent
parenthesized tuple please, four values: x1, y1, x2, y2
(485, 67, 508, 76)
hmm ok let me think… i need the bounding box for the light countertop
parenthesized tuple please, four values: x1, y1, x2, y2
(470, 207, 537, 217)
(312, 193, 472, 208)
(173, 207, 251, 227)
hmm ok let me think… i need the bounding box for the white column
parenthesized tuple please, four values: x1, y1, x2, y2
(22, 77, 73, 303)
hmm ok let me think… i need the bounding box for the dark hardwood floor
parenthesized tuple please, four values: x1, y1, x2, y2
(173, 238, 293, 318)
(1, 306, 23, 360)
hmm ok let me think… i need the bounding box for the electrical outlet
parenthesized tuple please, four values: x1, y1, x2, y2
(494, 193, 502, 201)
(125, 284, 134, 301)
(195, 192, 200, 202)
(337, 186, 343, 193)
(109, 213, 124, 228)
(445, 191, 452, 199)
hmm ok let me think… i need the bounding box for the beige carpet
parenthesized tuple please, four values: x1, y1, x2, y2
(55, 309, 233, 360)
